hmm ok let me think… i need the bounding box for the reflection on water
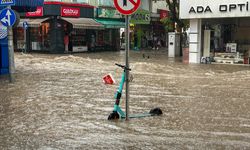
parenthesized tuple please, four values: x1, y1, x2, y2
(1, 50, 250, 149)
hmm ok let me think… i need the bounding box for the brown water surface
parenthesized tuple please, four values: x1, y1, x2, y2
(1, 50, 250, 149)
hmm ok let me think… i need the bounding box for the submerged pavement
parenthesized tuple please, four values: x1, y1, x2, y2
(1, 50, 250, 149)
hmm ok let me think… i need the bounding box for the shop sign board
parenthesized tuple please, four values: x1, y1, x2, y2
(97, 8, 122, 18)
(26, 7, 43, 17)
(180, 0, 250, 19)
(23, 21, 28, 30)
(114, 0, 141, 15)
(160, 10, 169, 19)
(130, 9, 150, 24)
(0, 0, 15, 6)
(61, 7, 80, 17)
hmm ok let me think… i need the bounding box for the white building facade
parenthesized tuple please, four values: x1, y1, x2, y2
(180, 0, 250, 64)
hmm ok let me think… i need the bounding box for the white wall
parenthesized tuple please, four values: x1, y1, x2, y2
(140, 0, 150, 11)
(73, 0, 89, 3)
(152, 0, 168, 13)
(189, 19, 202, 63)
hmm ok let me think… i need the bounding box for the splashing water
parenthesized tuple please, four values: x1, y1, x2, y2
(1, 51, 250, 149)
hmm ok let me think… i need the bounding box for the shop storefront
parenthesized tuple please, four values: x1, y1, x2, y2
(14, 1, 104, 53)
(59, 17, 103, 52)
(1, 0, 44, 75)
(151, 20, 167, 48)
(180, 0, 250, 64)
(14, 8, 50, 52)
(94, 7, 125, 51)
(129, 9, 167, 50)
(130, 9, 151, 50)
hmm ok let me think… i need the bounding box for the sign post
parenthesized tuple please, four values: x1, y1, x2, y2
(7, 21, 15, 82)
(23, 21, 28, 53)
(114, 0, 141, 120)
(125, 15, 129, 120)
(0, 5, 16, 82)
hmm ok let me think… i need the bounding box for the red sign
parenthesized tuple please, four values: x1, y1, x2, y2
(26, 7, 43, 17)
(61, 7, 80, 17)
(160, 10, 169, 19)
(114, 0, 141, 15)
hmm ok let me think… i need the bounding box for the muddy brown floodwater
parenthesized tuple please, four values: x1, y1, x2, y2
(1, 50, 250, 149)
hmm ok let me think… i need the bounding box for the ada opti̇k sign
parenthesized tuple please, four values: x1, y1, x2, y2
(180, 0, 250, 19)
(61, 7, 80, 17)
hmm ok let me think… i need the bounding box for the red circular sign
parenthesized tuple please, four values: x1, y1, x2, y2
(114, 0, 141, 15)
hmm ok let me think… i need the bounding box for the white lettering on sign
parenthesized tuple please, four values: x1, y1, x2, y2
(180, 0, 250, 19)
(63, 9, 78, 14)
(131, 13, 150, 21)
(0, 0, 13, 4)
(26, 7, 43, 17)
(61, 7, 80, 17)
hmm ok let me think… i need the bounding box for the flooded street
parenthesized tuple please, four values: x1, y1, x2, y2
(1, 50, 250, 149)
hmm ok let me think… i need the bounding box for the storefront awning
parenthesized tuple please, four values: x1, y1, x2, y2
(18, 18, 50, 28)
(95, 19, 125, 29)
(61, 17, 104, 29)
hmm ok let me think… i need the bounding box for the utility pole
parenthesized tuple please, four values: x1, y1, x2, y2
(7, 5, 15, 82)
(125, 15, 130, 121)
(8, 26, 15, 82)
(114, 0, 141, 121)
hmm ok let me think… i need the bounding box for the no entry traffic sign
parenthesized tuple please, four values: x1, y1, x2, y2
(114, 0, 141, 15)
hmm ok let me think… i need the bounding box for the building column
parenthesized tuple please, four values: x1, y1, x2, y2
(189, 19, 202, 63)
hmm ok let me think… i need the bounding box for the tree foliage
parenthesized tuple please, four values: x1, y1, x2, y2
(161, 0, 189, 32)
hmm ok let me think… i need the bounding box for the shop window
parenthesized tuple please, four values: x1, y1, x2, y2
(97, 30, 104, 46)
(74, 0, 89, 3)
(29, 27, 42, 50)
(69, 29, 87, 52)
(96, 30, 112, 46)
(42, 23, 50, 50)
(70, 29, 86, 46)
(104, 30, 112, 45)
(29, 23, 50, 51)
(14, 27, 25, 51)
